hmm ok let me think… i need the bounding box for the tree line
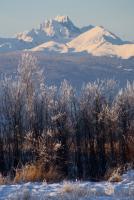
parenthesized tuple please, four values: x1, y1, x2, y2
(0, 53, 133, 181)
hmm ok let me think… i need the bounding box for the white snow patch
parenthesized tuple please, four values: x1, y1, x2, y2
(123, 68, 133, 72)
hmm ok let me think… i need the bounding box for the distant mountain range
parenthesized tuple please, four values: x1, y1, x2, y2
(0, 15, 134, 59)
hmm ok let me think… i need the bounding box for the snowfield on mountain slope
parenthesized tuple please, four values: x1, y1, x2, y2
(31, 41, 69, 53)
(0, 170, 133, 200)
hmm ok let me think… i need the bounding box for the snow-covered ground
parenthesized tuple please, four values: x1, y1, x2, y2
(0, 170, 133, 200)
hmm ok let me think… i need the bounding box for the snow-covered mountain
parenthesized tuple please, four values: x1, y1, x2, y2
(0, 16, 134, 59)
(67, 26, 134, 59)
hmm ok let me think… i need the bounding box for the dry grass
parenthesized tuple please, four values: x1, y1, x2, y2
(0, 173, 6, 185)
(60, 182, 91, 198)
(13, 163, 63, 183)
(109, 173, 122, 182)
(43, 166, 63, 183)
(14, 163, 44, 183)
(107, 167, 122, 182)
(106, 162, 133, 183)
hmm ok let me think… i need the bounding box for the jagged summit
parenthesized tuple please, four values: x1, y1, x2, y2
(16, 15, 81, 45)
(54, 15, 70, 23)
(40, 15, 81, 38)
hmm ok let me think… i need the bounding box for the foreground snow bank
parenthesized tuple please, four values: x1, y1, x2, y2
(0, 170, 133, 200)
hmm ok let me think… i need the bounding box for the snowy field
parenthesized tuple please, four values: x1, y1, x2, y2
(0, 170, 133, 200)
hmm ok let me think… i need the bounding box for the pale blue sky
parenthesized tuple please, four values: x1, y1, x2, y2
(0, 0, 134, 41)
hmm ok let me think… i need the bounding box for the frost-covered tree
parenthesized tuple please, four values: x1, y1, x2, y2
(115, 82, 134, 164)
